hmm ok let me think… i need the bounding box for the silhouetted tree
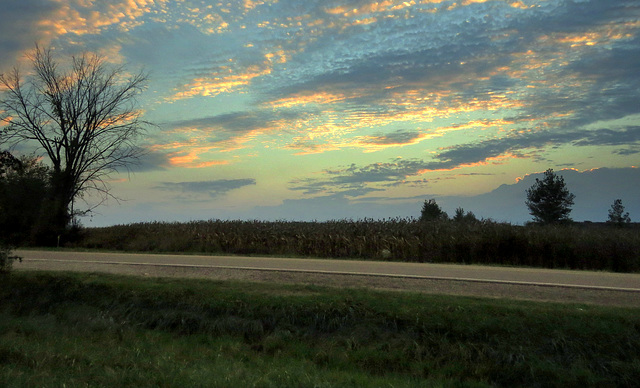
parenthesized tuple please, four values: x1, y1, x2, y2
(525, 169, 575, 224)
(0, 151, 22, 176)
(607, 199, 631, 226)
(453, 207, 478, 223)
(0, 45, 149, 239)
(420, 199, 447, 222)
(0, 151, 51, 244)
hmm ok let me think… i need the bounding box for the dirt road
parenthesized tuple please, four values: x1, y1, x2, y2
(15, 249, 640, 307)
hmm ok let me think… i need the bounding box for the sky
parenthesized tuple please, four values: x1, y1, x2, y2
(1, 0, 639, 226)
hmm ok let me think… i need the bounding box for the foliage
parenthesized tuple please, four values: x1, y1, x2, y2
(420, 199, 447, 222)
(2, 272, 640, 387)
(0, 151, 52, 245)
(0, 244, 21, 274)
(0, 44, 148, 235)
(607, 199, 631, 226)
(525, 169, 575, 224)
(70, 219, 640, 272)
(0, 150, 21, 176)
(453, 207, 478, 223)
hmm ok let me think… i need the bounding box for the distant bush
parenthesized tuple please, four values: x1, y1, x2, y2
(0, 244, 21, 274)
(70, 219, 640, 272)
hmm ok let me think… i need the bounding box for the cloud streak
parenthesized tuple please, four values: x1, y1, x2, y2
(290, 126, 640, 196)
(155, 178, 256, 198)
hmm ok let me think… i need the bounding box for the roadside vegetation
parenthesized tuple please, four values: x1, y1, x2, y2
(2, 271, 640, 387)
(70, 218, 640, 272)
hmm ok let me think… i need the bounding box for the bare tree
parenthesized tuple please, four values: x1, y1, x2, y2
(0, 45, 148, 234)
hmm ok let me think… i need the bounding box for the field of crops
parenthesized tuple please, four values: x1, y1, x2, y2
(70, 218, 640, 272)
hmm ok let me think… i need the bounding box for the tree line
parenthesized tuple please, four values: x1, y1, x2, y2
(420, 168, 632, 227)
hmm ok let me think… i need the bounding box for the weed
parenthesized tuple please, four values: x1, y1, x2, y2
(0, 244, 21, 274)
(2, 272, 640, 386)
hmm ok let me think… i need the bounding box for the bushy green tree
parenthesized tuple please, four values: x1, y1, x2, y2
(0, 151, 52, 244)
(525, 169, 575, 224)
(420, 199, 447, 222)
(607, 199, 631, 226)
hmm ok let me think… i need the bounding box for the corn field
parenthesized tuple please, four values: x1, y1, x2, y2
(71, 219, 640, 272)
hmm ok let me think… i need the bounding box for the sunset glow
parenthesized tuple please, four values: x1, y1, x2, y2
(1, 0, 638, 225)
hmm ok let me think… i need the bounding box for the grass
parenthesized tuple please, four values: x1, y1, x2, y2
(2, 271, 640, 387)
(68, 219, 640, 272)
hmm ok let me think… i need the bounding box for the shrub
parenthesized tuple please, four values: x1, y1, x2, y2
(0, 244, 21, 274)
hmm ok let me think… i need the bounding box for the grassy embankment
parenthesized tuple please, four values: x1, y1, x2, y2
(2, 271, 640, 387)
(71, 219, 640, 272)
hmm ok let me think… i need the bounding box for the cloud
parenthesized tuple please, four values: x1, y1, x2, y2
(437, 167, 640, 223)
(289, 159, 428, 196)
(127, 150, 172, 172)
(0, 0, 59, 70)
(261, 167, 640, 223)
(355, 129, 425, 145)
(244, 0, 640, 157)
(426, 126, 640, 171)
(0, 0, 169, 70)
(288, 125, 640, 197)
(155, 178, 256, 198)
(156, 109, 311, 159)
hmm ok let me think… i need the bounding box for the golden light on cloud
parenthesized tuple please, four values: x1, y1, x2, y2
(351, 131, 436, 152)
(276, 88, 525, 155)
(168, 150, 229, 168)
(509, 1, 532, 9)
(150, 139, 230, 169)
(170, 65, 271, 100)
(326, 0, 416, 17)
(38, 0, 163, 37)
(269, 91, 347, 108)
(433, 119, 515, 134)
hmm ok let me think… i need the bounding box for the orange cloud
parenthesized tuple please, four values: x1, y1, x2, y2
(171, 45, 302, 101)
(170, 65, 271, 100)
(273, 86, 525, 155)
(269, 91, 347, 108)
(509, 1, 533, 9)
(350, 131, 436, 152)
(38, 0, 164, 37)
(326, 1, 417, 17)
(168, 150, 229, 168)
(150, 139, 231, 169)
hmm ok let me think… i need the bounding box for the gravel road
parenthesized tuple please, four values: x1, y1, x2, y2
(14, 249, 640, 307)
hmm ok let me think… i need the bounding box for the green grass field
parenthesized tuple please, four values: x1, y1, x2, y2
(2, 271, 639, 387)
